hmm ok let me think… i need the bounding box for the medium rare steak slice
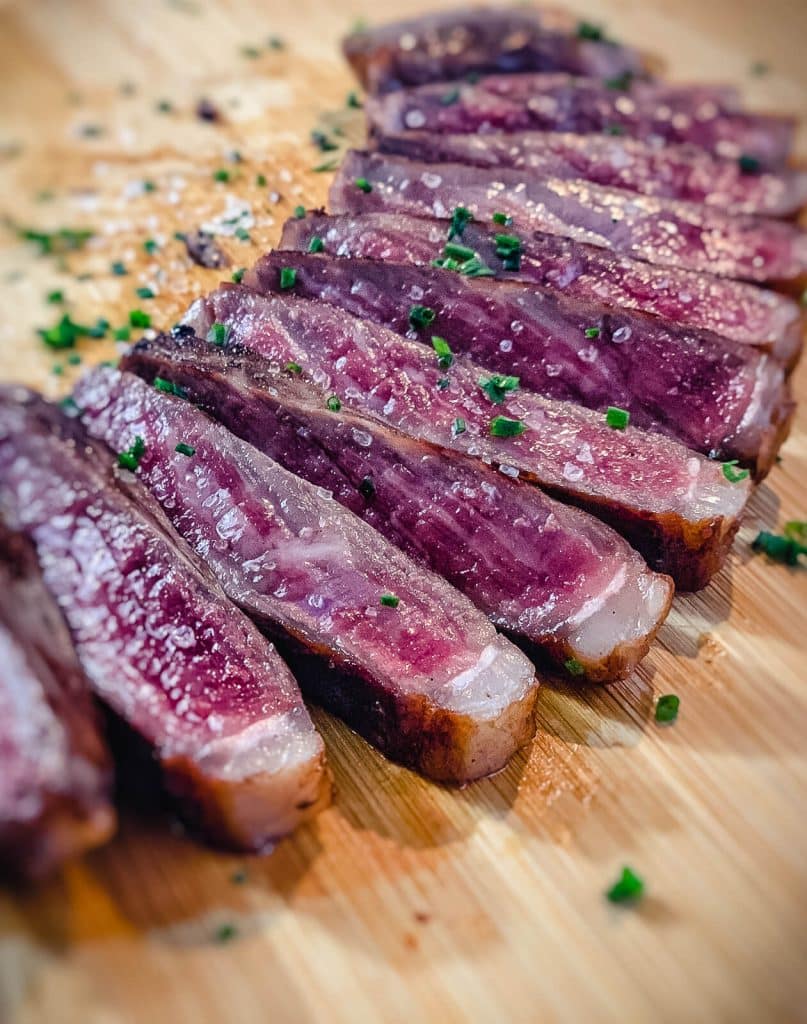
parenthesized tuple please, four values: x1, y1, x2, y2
(366, 73, 794, 167)
(122, 334, 673, 683)
(249, 251, 790, 472)
(331, 151, 807, 282)
(0, 386, 330, 850)
(74, 368, 538, 782)
(0, 523, 115, 881)
(377, 130, 807, 217)
(280, 212, 804, 367)
(343, 7, 643, 94)
(182, 286, 751, 590)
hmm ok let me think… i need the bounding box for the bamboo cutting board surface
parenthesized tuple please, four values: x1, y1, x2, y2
(0, 2, 806, 1022)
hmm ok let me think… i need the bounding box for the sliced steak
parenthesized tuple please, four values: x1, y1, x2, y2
(181, 285, 751, 590)
(0, 385, 330, 850)
(0, 523, 115, 881)
(74, 368, 538, 782)
(331, 151, 807, 282)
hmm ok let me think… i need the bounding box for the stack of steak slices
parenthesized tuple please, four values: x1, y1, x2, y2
(4, 6, 804, 872)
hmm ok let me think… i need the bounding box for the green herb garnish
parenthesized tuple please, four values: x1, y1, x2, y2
(234, 226, 251, 242)
(214, 923, 237, 943)
(38, 314, 94, 349)
(604, 71, 634, 91)
(448, 205, 473, 240)
(492, 212, 512, 226)
(606, 866, 644, 904)
(284, 361, 302, 374)
(310, 130, 338, 153)
(490, 415, 526, 438)
(213, 168, 231, 183)
(293, 204, 306, 219)
(308, 235, 325, 254)
(606, 124, 625, 136)
(153, 377, 187, 398)
(783, 521, 807, 546)
(312, 158, 339, 173)
(431, 335, 453, 369)
(576, 20, 604, 40)
(738, 154, 761, 174)
(175, 442, 195, 457)
(453, 417, 466, 436)
(359, 475, 375, 499)
(721, 460, 750, 483)
(606, 406, 630, 430)
(279, 266, 297, 289)
(564, 657, 585, 677)
(584, 326, 601, 338)
(444, 242, 474, 262)
(440, 87, 460, 106)
(380, 593, 400, 608)
(111, 260, 127, 276)
(355, 177, 372, 193)
(20, 226, 92, 256)
(494, 232, 521, 271)
(231, 267, 245, 283)
(752, 530, 805, 565)
(129, 309, 151, 328)
(118, 435, 146, 471)
(347, 90, 363, 109)
(655, 694, 680, 723)
(207, 322, 230, 346)
(143, 238, 159, 255)
(480, 374, 519, 404)
(46, 290, 64, 304)
(409, 305, 436, 331)
(241, 45, 261, 59)
(326, 394, 341, 412)
(136, 286, 155, 299)
(114, 325, 131, 341)
(256, 173, 267, 187)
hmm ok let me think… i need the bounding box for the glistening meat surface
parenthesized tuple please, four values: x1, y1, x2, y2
(250, 251, 790, 472)
(280, 212, 804, 366)
(122, 333, 673, 683)
(0, 523, 115, 880)
(74, 368, 538, 783)
(182, 286, 751, 589)
(331, 151, 807, 282)
(0, 385, 330, 850)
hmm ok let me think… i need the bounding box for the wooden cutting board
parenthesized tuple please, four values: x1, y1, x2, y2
(0, 2, 805, 1021)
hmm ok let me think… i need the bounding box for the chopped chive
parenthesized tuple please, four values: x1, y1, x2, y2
(432, 256, 460, 272)
(409, 304, 436, 331)
(606, 866, 644, 904)
(604, 71, 634, 91)
(440, 87, 460, 106)
(480, 374, 519, 404)
(326, 394, 341, 412)
(752, 530, 805, 565)
(129, 309, 151, 328)
(20, 226, 93, 256)
(175, 442, 196, 457)
(207, 322, 230, 346)
(458, 254, 495, 277)
(87, 317, 109, 338)
(738, 154, 761, 174)
(284, 361, 302, 374)
(431, 335, 453, 369)
(51, 364, 63, 375)
(490, 415, 526, 438)
(576, 19, 604, 40)
(293, 204, 306, 219)
(721, 459, 750, 483)
(60, 396, 81, 415)
(231, 267, 245, 283)
(153, 377, 187, 398)
(452, 417, 466, 436)
(213, 168, 231, 182)
(117, 435, 146, 471)
(444, 242, 475, 262)
(359, 475, 375, 499)
(155, 99, 173, 114)
(308, 235, 325, 254)
(783, 521, 807, 546)
(494, 232, 522, 271)
(606, 123, 625, 136)
(346, 90, 363, 109)
(584, 326, 601, 338)
(268, 35, 285, 50)
(37, 313, 94, 349)
(655, 694, 680, 724)
(114, 325, 131, 341)
(256, 173, 267, 187)
(46, 289, 65, 304)
(234, 226, 251, 242)
(241, 45, 261, 59)
(214, 923, 237, 943)
(312, 158, 339, 172)
(436, 376, 450, 390)
(448, 205, 473, 240)
(279, 266, 297, 290)
(354, 177, 372, 193)
(230, 868, 248, 885)
(67, 353, 82, 365)
(136, 286, 155, 299)
(310, 129, 338, 153)
(143, 238, 159, 254)
(606, 406, 630, 430)
(564, 657, 585, 677)
(380, 593, 400, 608)
(492, 212, 512, 226)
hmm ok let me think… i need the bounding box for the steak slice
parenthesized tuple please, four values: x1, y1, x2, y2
(181, 285, 751, 590)
(366, 73, 794, 167)
(331, 151, 807, 282)
(121, 334, 673, 683)
(376, 130, 807, 217)
(249, 251, 791, 472)
(0, 523, 115, 881)
(0, 385, 330, 850)
(280, 212, 804, 367)
(74, 368, 538, 783)
(343, 7, 643, 94)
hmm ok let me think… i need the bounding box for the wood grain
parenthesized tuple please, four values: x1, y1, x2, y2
(0, 2, 805, 1022)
